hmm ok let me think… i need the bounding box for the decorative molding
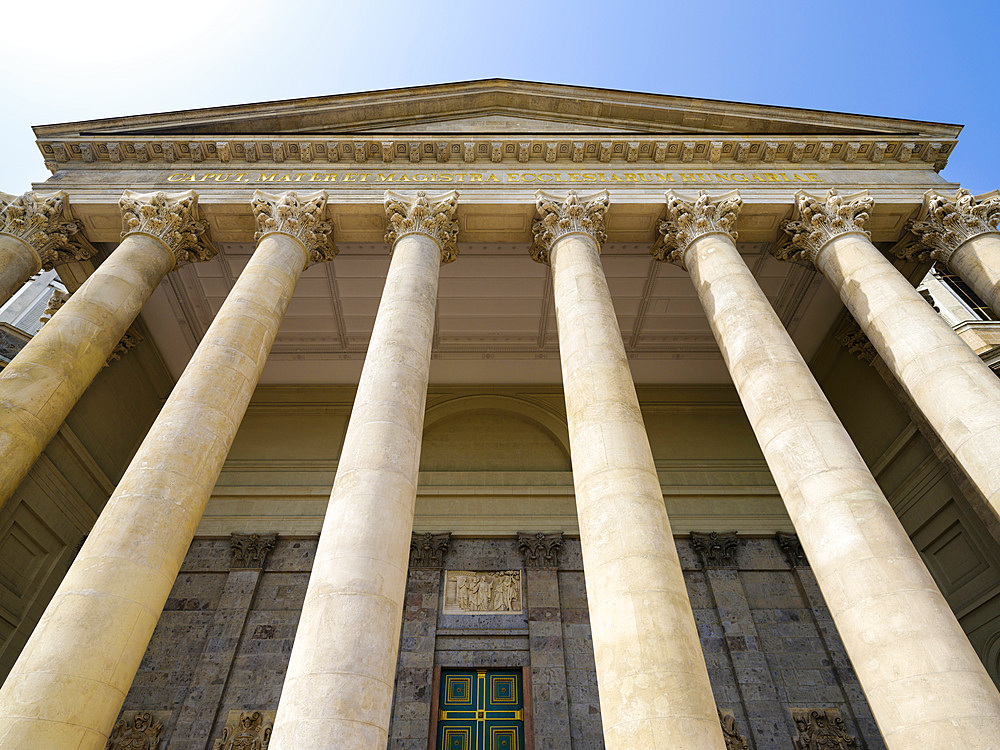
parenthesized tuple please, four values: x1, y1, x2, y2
(384, 190, 460, 263)
(530, 190, 609, 264)
(409, 532, 451, 568)
(895, 188, 1000, 264)
(791, 708, 859, 749)
(652, 189, 742, 269)
(443, 570, 522, 614)
(119, 190, 217, 267)
(774, 189, 873, 267)
(213, 709, 274, 750)
(776, 532, 809, 569)
(106, 710, 166, 750)
(0, 191, 95, 269)
(229, 532, 277, 570)
(835, 319, 877, 365)
(517, 531, 564, 568)
(251, 190, 337, 265)
(718, 709, 749, 750)
(690, 531, 740, 568)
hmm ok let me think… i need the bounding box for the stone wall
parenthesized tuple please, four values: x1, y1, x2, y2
(113, 532, 887, 749)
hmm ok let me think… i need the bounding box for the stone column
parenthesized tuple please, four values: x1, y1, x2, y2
(896, 188, 1000, 315)
(0, 191, 335, 749)
(0, 191, 95, 305)
(775, 189, 1000, 527)
(657, 190, 1000, 748)
(0, 190, 214, 511)
(531, 191, 725, 750)
(518, 532, 571, 750)
(170, 533, 278, 750)
(269, 191, 459, 750)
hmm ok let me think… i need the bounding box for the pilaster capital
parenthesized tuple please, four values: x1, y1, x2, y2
(690, 531, 740, 568)
(834, 319, 877, 366)
(652, 189, 742, 269)
(119, 190, 217, 268)
(229, 532, 277, 570)
(895, 188, 1000, 264)
(0, 191, 95, 270)
(384, 190, 460, 263)
(409, 532, 452, 568)
(530, 190, 609, 264)
(517, 531, 565, 568)
(251, 190, 336, 265)
(719, 710, 749, 750)
(774, 189, 873, 267)
(775, 532, 808, 569)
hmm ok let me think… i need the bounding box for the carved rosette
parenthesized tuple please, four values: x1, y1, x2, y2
(718, 709, 749, 750)
(775, 189, 874, 267)
(0, 191, 95, 269)
(384, 190, 460, 263)
(775, 532, 809, 569)
(119, 190, 216, 267)
(229, 533, 277, 570)
(106, 710, 165, 750)
(791, 708, 859, 749)
(652, 190, 742, 269)
(896, 188, 1000, 264)
(251, 190, 336, 265)
(517, 532, 564, 568)
(690, 531, 740, 568)
(409, 532, 452, 568)
(530, 190, 609, 264)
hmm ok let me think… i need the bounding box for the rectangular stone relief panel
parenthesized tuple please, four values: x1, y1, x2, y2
(443, 570, 522, 614)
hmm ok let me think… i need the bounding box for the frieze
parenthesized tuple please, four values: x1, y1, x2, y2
(443, 570, 522, 614)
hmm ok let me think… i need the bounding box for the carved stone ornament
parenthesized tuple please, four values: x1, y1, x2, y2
(213, 709, 274, 750)
(718, 709, 749, 750)
(517, 531, 564, 568)
(0, 190, 95, 269)
(774, 189, 874, 267)
(530, 190, 609, 264)
(690, 531, 740, 568)
(39, 289, 70, 325)
(652, 190, 742, 269)
(229, 533, 277, 570)
(384, 190, 460, 263)
(896, 188, 1000, 264)
(251, 190, 337, 265)
(443, 570, 522, 614)
(105, 710, 165, 750)
(119, 190, 217, 267)
(835, 319, 877, 366)
(409, 532, 451, 568)
(776, 532, 809, 569)
(791, 707, 859, 750)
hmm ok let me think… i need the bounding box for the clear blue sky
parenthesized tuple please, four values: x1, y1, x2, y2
(1, 0, 997, 193)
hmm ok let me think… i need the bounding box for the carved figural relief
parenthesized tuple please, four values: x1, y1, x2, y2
(775, 189, 874, 267)
(409, 532, 451, 568)
(718, 709, 749, 750)
(530, 190, 609, 264)
(213, 710, 275, 750)
(105, 710, 165, 750)
(383, 190, 460, 263)
(0, 190, 95, 269)
(250, 190, 336, 265)
(791, 708, 859, 749)
(119, 190, 217, 266)
(653, 189, 743, 268)
(443, 570, 522, 614)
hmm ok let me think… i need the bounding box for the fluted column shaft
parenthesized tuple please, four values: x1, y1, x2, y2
(270, 192, 455, 750)
(0, 196, 327, 748)
(672, 219, 1000, 748)
(534, 191, 724, 749)
(0, 235, 41, 305)
(816, 232, 1000, 520)
(948, 233, 1000, 315)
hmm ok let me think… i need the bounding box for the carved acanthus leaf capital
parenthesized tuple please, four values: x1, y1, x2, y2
(895, 188, 1000, 264)
(791, 708, 859, 749)
(119, 190, 217, 267)
(384, 190, 460, 263)
(517, 532, 564, 568)
(774, 189, 873, 267)
(530, 190, 609, 264)
(652, 190, 742, 268)
(229, 533, 277, 570)
(107, 710, 165, 750)
(719, 709, 749, 750)
(691, 531, 740, 568)
(409, 532, 452, 568)
(251, 190, 336, 265)
(0, 191, 95, 269)
(775, 532, 809, 569)
(834, 320, 877, 366)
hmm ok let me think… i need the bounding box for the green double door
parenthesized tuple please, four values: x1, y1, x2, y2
(436, 669, 525, 750)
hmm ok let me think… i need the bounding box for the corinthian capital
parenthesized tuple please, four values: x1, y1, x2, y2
(530, 190, 609, 264)
(774, 189, 873, 267)
(251, 191, 336, 265)
(384, 190, 460, 263)
(0, 191, 95, 269)
(652, 190, 742, 269)
(119, 190, 216, 267)
(895, 188, 1000, 264)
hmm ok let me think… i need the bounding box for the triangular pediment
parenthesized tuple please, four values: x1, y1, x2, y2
(34, 79, 960, 140)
